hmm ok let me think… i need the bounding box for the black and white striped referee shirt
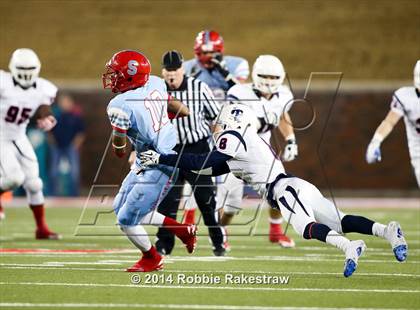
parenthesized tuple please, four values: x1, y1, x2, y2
(168, 76, 220, 145)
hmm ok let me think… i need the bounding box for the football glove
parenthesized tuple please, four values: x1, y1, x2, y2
(282, 139, 298, 162)
(211, 53, 231, 79)
(140, 150, 160, 167)
(366, 139, 382, 164)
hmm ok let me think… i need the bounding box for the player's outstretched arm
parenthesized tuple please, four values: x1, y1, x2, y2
(366, 110, 402, 164)
(279, 112, 298, 162)
(167, 97, 190, 118)
(140, 150, 231, 176)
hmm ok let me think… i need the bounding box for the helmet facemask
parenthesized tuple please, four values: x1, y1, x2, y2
(253, 74, 284, 95)
(102, 65, 124, 93)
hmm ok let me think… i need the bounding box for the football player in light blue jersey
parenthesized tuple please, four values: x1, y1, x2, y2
(102, 50, 197, 272)
(182, 30, 249, 236)
(183, 30, 249, 100)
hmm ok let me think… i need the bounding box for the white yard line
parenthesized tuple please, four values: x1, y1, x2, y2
(0, 303, 412, 310)
(0, 281, 419, 293)
(1, 255, 418, 264)
(0, 264, 419, 278)
(3, 196, 420, 209)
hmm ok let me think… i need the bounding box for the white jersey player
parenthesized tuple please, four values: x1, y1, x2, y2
(140, 104, 408, 277)
(0, 48, 60, 239)
(366, 60, 420, 187)
(219, 55, 297, 247)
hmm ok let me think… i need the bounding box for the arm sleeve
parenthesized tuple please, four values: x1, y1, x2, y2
(159, 150, 232, 170)
(192, 162, 231, 176)
(107, 104, 132, 133)
(202, 83, 221, 120)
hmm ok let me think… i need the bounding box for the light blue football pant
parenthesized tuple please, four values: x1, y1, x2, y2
(113, 166, 178, 226)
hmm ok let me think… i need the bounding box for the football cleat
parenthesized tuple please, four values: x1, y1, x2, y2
(182, 209, 196, 225)
(179, 224, 197, 254)
(213, 246, 226, 257)
(343, 240, 366, 277)
(223, 241, 231, 252)
(126, 254, 163, 272)
(35, 229, 62, 240)
(278, 235, 296, 248)
(269, 223, 295, 247)
(384, 221, 408, 262)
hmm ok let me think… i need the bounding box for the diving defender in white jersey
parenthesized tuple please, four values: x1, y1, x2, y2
(140, 104, 408, 277)
(366, 60, 420, 187)
(103, 50, 196, 272)
(221, 55, 297, 247)
(0, 48, 60, 239)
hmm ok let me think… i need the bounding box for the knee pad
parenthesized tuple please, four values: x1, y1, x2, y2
(116, 203, 149, 226)
(0, 171, 25, 190)
(23, 177, 43, 193)
(117, 210, 136, 226)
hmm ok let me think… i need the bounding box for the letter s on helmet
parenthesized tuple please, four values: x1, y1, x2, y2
(102, 50, 151, 93)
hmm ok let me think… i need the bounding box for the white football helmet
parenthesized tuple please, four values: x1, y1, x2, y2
(9, 48, 41, 88)
(414, 60, 420, 89)
(216, 104, 258, 133)
(252, 55, 285, 95)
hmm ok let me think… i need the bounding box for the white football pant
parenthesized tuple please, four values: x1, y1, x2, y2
(0, 136, 44, 205)
(272, 176, 346, 237)
(216, 172, 244, 214)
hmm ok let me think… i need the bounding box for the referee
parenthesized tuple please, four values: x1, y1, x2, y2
(156, 50, 225, 256)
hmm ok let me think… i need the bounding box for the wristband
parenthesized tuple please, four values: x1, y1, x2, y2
(285, 134, 296, 143)
(112, 143, 127, 149)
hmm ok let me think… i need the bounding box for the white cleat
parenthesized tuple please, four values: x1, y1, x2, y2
(343, 240, 366, 278)
(0, 208, 5, 221)
(384, 221, 408, 262)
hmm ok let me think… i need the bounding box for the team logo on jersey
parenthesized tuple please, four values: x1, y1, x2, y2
(231, 109, 243, 122)
(127, 60, 139, 76)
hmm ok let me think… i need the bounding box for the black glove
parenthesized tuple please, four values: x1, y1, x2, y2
(211, 53, 230, 79)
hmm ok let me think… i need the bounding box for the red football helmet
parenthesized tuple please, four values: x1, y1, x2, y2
(194, 30, 224, 67)
(102, 50, 151, 93)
